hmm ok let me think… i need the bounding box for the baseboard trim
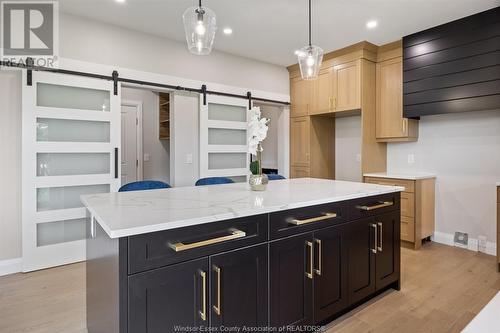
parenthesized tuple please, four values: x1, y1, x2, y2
(432, 231, 497, 256)
(0, 258, 22, 277)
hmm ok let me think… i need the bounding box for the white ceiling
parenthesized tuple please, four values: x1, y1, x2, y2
(58, 0, 500, 67)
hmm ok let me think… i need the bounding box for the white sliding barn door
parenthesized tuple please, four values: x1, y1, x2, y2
(22, 71, 121, 272)
(199, 95, 251, 182)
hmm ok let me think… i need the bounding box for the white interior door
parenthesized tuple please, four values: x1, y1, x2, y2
(22, 70, 121, 272)
(121, 101, 142, 185)
(199, 95, 251, 182)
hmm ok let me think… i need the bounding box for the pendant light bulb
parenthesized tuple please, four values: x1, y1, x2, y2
(183, 0, 217, 55)
(297, 0, 323, 80)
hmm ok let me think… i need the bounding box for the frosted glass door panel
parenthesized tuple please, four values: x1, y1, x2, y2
(37, 118, 110, 142)
(37, 184, 110, 211)
(208, 103, 247, 122)
(209, 153, 247, 169)
(36, 219, 87, 247)
(208, 128, 247, 145)
(37, 153, 110, 176)
(37, 83, 110, 111)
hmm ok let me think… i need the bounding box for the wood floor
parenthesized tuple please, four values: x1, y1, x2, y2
(0, 242, 498, 333)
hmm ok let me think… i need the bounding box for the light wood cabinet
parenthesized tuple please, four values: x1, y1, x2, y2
(311, 68, 334, 115)
(290, 166, 310, 178)
(291, 77, 313, 118)
(364, 176, 435, 250)
(290, 117, 310, 166)
(497, 186, 499, 272)
(333, 60, 361, 112)
(376, 43, 418, 142)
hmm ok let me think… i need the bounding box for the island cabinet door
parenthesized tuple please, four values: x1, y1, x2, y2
(128, 258, 209, 333)
(346, 218, 377, 305)
(375, 211, 401, 291)
(270, 233, 314, 329)
(209, 244, 268, 329)
(312, 225, 348, 323)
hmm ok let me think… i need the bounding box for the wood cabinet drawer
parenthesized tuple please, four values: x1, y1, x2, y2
(269, 202, 347, 240)
(128, 214, 268, 274)
(349, 193, 401, 220)
(401, 216, 415, 242)
(291, 166, 310, 178)
(401, 192, 415, 218)
(364, 177, 415, 193)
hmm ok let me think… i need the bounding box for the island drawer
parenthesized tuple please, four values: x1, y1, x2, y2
(349, 193, 401, 220)
(127, 214, 268, 274)
(269, 201, 348, 239)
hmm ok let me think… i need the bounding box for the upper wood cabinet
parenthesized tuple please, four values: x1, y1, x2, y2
(290, 77, 313, 117)
(310, 68, 334, 115)
(376, 43, 418, 142)
(333, 60, 361, 112)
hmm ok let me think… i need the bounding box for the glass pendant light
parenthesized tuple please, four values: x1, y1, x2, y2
(297, 0, 323, 80)
(183, 0, 217, 55)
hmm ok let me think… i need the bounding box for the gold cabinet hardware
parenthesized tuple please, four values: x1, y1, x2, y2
(289, 212, 337, 226)
(402, 119, 407, 134)
(213, 265, 222, 316)
(199, 270, 207, 321)
(305, 241, 314, 279)
(332, 97, 337, 110)
(168, 229, 246, 252)
(329, 97, 334, 110)
(314, 239, 322, 276)
(377, 222, 383, 252)
(356, 201, 394, 211)
(370, 223, 377, 254)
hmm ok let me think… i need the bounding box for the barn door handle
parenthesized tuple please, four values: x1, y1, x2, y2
(114, 148, 118, 179)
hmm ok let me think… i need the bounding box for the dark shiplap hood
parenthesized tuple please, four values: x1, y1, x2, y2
(402, 6, 500, 118)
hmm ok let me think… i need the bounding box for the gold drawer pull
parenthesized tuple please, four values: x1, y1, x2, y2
(377, 222, 383, 252)
(305, 241, 313, 279)
(314, 239, 322, 276)
(213, 266, 222, 316)
(356, 201, 394, 211)
(370, 223, 377, 254)
(169, 229, 246, 252)
(199, 270, 207, 321)
(289, 212, 337, 226)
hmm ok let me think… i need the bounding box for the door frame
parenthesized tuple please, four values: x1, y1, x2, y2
(121, 99, 143, 182)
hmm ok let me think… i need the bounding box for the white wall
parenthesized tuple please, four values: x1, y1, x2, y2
(387, 110, 500, 249)
(335, 115, 362, 182)
(59, 14, 289, 96)
(0, 71, 22, 262)
(170, 93, 200, 187)
(122, 87, 170, 183)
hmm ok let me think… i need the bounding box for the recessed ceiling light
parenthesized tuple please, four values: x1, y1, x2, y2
(223, 27, 233, 35)
(366, 20, 378, 29)
(116, 0, 125, 2)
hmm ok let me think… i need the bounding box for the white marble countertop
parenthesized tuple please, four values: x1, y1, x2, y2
(81, 178, 404, 238)
(363, 172, 436, 180)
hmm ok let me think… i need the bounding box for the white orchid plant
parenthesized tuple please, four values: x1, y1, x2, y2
(248, 108, 269, 175)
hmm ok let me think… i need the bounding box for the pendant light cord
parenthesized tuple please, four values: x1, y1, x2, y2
(199, 0, 202, 7)
(308, 0, 312, 47)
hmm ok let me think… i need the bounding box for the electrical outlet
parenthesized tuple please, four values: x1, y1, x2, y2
(143, 153, 150, 162)
(478, 235, 487, 253)
(356, 154, 361, 163)
(407, 154, 415, 164)
(185, 153, 193, 164)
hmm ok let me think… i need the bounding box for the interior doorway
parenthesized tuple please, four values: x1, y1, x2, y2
(121, 100, 143, 185)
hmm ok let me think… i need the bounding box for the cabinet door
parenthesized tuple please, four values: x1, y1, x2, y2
(313, 225, 348, 323)
(270, 233, 313, 329)
(311, 68, 334, 115)
(290, 166, 310, 179)
(346, 218, 376, 305)
(290, 116, 310, 167)
(375, 211, 401, 290)
(333, 60, 361, 112)
(210, 244, 268, 328)
(291, 77, 312, 117)
(376, 57, 404, 139)
(128, 258, 208, 333)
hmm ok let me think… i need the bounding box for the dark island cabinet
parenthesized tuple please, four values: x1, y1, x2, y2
(209, 244, 268, 328)
(375, 211, 401, 290)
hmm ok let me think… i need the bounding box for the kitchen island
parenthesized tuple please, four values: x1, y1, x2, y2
(82, 178, 403, 333)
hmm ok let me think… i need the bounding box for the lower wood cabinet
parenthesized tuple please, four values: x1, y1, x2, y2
(128, 245, 268, 332)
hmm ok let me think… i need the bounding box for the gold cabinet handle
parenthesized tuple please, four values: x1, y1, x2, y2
(402, 119, 407, 134)
(377, 222, 383, 252)
(332, 97, 337, 110)
(314, 239, 322, 276)
(370, 223, 377, 254)
(199, 270, 207, 321)
(356, 201, 394, 211)
(305, 241, 314, 279)
(289, 212, 337, 226)
(168, 229, 246, 252)
(213, 265, 222, 316)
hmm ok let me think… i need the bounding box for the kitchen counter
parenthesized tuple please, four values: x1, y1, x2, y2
(363, 172, 436, 180)
(82, 178, 403, 238)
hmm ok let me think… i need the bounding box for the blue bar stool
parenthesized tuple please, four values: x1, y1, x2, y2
(195, 177, 235, 186)
(119, 180, 171, 192)
(267, 174, 286, 181)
